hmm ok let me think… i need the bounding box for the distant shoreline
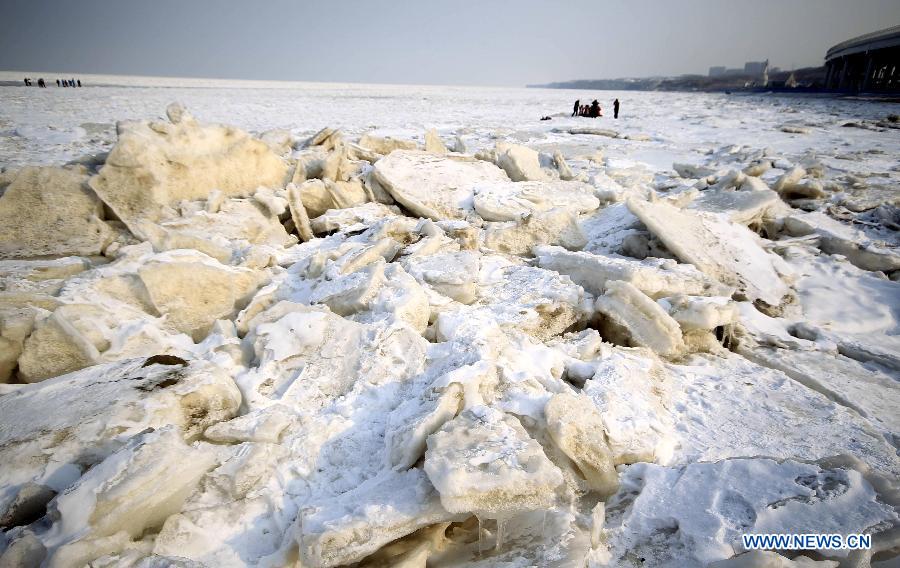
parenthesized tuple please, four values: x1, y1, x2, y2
(527, 84, 900, 103)
(526, 65, 898, 101)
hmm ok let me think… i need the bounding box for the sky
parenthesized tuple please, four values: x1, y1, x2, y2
(2, 0, 899, 87)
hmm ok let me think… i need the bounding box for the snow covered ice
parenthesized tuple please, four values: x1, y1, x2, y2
(0, 76, 899, 567)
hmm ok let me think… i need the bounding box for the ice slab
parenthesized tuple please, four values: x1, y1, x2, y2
(90, 108, 289, 238)
(472, 179, 599, 222)
(628, 198, 790, 305)
(424, 406, 564, 517)
(372, 150, 509, 220)
(594, 280, 686, 357)
(0, 357, 240, 525)
(582, 348, 676, 465)
(298, 469, 460, 568)
(535, 245, 733, 299)
(0, 167, 115, 260)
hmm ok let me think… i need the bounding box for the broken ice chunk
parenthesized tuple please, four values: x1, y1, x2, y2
(472, 179, 599, 222)
(735, 345, 900, 441)
(16, 306, 102, 382)
(580, 201, 645, 256)
(372, 150, 509, 220)
(402, 250, 480, 305)
(89, 111, 289, 238)
(309, 202, 399, 234)
(628, 198, 789, 306)
(138, 250, 264, 341)
(435, 263, 587, 342)
(535, 245, 733, 299)
(385, 382, 465, 471)
(241, 304, 427, 409)
(668, 353, 899, 475)
(0, 167, 115, 260)
(298, 469, 460, 568)
(582, 348, 676, 465)
(203, 404, 294, 444)
(307, 259, 388, 316)
(544, 392, 619, 496)
(595, 280, 686, 357)
(424, 128, 449, 154)
(358, 133, 417, 154)
(424, 406, 564, 517)
(673, 162, 718, 179)
(482, 208, 587, 255)
(783, 211, 900, 273)
(688, 185, 784, 227)
(661, 294, 738, 331)
(493, 142, 549, 182)
(0, 357, 240, 523)
(44, 427, 218, 562)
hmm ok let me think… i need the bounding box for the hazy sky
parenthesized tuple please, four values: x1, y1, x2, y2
(2, 0, 899, 86)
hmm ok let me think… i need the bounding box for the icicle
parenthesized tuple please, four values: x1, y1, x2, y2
(495, 517, 507, 551)
(477, 515, 484, 557)
(541, 509, 548, 540)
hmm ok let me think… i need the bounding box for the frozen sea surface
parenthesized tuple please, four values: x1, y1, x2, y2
(1, 72, 898, 174)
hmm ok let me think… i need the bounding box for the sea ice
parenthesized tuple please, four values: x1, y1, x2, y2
(492, 142, 549, 182)
(372, 150, 509, 220)
(594, 280, 686, 357)
(424, 406, 564, 517)
(582, 347, 676, 465)
(0, 357, 240, 527)
(89, 105, 289, 239)
(472, 179, 599, 222)
(1, 92, 898, 567)
(0, 167, 115, 259)
(544, 392, 619, 496)
(482, 209, 587, 255)
(600, 458, 897, 566)
(535, 245, 733, 298)
(783, 210, 900, 273)
(628, 197, 790, 306)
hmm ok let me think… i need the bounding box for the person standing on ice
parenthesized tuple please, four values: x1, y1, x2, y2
(590, 99, 601, 118)
(572, 99, 580, 117)
(614, 98, 620, 119)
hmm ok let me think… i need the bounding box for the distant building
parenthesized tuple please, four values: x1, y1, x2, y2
(708, 66, 726, 77)
(744, 60, 769, 76)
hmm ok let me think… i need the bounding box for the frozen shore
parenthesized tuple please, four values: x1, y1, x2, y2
(0, 81, 898, 567)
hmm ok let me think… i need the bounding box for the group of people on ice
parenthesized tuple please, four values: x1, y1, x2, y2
(572, 98, 620, 118)
(23, 77, 82, 88)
